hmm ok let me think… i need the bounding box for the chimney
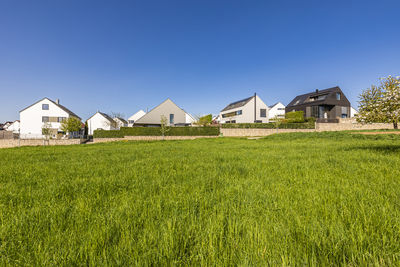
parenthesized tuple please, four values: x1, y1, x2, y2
(56, 99, 60, 104)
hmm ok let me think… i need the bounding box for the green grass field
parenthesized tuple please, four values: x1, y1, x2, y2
(1, 132, 400, 265)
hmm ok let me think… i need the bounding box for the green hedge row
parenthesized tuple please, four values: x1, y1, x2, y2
(285, 111, 305, 122)
(221, 121, 315, 129)
(93, 126, 220, 138)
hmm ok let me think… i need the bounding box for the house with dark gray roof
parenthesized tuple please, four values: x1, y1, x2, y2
(19, 97, 82, 138)
(286, 86, 351, 120)
(86, 111, 119, 135)
(219, 93, 269, 123)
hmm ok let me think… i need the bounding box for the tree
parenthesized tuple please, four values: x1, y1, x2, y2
(60, 117, 82, 137)
(194, 114, 212, 126)
(160, 115, 170, 139)
(380, 76, 400, 129)
(42, 122, 52, 144)
(357, 76, 400, 129)
(272, 116, 283, 133)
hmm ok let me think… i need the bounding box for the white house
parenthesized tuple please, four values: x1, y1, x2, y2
(87, 111, 117, 135)
(113, 117, 128, 128)
(127, 110, 146, 126)
(134, 98, 195, 126)
(6, 120, 20, 134)
(219, 94, 269, 124)
(2, 121, 13, 130)
(350, 107, 358, 118)
(20, 97, 81, 139)
(268, 102, 286, 120)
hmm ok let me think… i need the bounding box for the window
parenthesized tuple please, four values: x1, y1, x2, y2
(341, 106, 348, 118)
(222, 110, 242, 118)
(42, 116, 49, 122)
(57, 117, 66, 122)
(169, 114, 174, 125)
(260, 109, 266, 118)
(336, 93, 341, 100)
(128, 120, 135, 124)
(42, 104, 49, 110)
(277, 108, 285, 111)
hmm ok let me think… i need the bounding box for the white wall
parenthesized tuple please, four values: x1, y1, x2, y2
(220, 95, 269, 123)
(135, 99, 189, 125)
(128, 110, 146, 126)
(87, 113, 114, 135)
(6, 121, 20, 133)
(350, 107, 358, 118)
(20, 99, 70, 138)
(268, 102, 286, 119)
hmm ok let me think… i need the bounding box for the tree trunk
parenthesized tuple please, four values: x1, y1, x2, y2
(394, 122, 398, 129)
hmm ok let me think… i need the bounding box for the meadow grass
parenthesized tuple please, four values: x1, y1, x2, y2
(1, 132, 400, 265)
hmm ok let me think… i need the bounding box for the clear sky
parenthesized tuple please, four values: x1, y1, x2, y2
(1, 0, 399, 122)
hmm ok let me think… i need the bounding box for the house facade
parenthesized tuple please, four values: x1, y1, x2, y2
(20, 98, 81, 139)
(87, 112, 117, 135)
(134, 99, 195, 126)
(219, 94, 269, 124)
(127, 110, 146, 126)
(113, 117, 128, 128)
(268, 102, 285, 119)
(6, 120, 20, 134)
(286, 86, 351, 120)
(350, 107, 358, 118)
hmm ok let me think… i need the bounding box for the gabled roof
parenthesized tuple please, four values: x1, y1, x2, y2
(287, 86, 345, 107)
(269, 102, 285, 108)
(135, 98, 193, 124)
(86, 111, 114, 123)
(19, 97, 81, 119)
(128, 110, 146, 121)
(221, 96, 254, 112)
(114, 117, 128, 124)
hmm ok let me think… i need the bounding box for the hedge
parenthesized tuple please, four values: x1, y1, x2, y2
(285, 111, 305, 122)
(221, 121, 315, 129)
(93, 126, 220, 138)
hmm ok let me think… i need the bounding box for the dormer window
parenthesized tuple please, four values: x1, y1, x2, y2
(336, 93, 341, 100)
(42, 104, 49, 110)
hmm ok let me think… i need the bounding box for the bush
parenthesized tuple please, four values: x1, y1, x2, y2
(285, 111, 305, 122)
(221, 121, 315, 129)
(93, 127, 220, 138)
(93, 130, 125, 138)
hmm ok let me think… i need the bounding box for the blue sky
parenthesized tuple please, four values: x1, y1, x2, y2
(1, 0, 399, 122)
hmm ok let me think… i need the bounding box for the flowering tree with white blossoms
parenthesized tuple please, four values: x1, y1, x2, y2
(357, 76, 400, 129)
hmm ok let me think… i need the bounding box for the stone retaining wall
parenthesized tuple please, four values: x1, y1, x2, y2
(316, 119, 393, 131)
(221, 128, 315, 137)
(0, 139, 82, 149)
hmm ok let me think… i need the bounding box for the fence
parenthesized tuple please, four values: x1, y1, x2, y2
(0, 131, 13, 139)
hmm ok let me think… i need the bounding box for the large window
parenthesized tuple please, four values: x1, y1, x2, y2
(42, 116, 49, 122)
(42, 104, 49, 110)
(169, 114, 174, 125)
(341, 106, 348, 118)
(336, 93, 341, 100)
(222, 110, 242, 118)
(260, 109, 266, 118)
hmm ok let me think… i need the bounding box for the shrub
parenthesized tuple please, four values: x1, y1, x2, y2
(93, 130, 125, 138)
(285, 111, 305, 122)
(93, 127, 220, 138)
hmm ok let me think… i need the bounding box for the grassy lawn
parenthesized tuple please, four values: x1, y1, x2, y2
(1, 132, 400, 265)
